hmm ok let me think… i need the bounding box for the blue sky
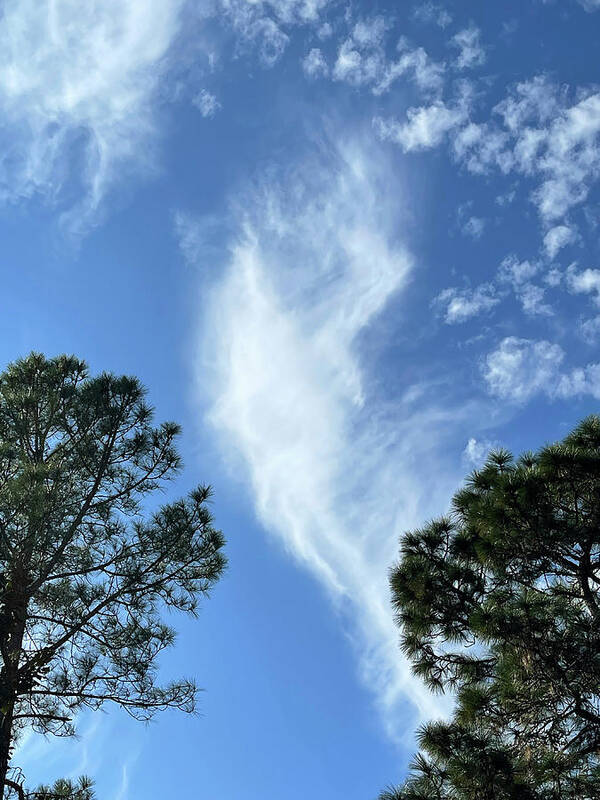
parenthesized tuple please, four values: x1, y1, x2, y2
(4, 0, 600, 797)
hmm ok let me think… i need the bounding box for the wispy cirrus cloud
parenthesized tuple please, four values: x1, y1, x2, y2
(181, 137, 487, 740)
(0, 0, 184, 237)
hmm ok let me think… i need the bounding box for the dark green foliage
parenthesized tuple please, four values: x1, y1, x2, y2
(31, 777, 94, 800)
(383, 416, 600, 799)
(0, 354, 226, 798)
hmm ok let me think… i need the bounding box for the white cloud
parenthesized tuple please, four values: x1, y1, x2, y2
(374, 43, 445, 96)
(497, 254, 539, 286)
(516, 282, 553, 316)
(413, 2, 452, 28)
(495, 255, 551, 315)
(0, 0, 183, 237)
(375, 91, 470, 152)
(191, 138, 473, 739)
(218, 0, 333, 66)
(566, 264, 600, 304)
(434, 283, 499, 323)
(462, 215, 485, 239)
(580, 314, 600, 343)
(331, 18, 443, 96)
(487, 78, 600, 222)
(483, 336, 600, 402)
(483, 337, 564, 403)
(463, 437, 497, 467)
(302, 47, 329, 78)
(556, 364, 600, 398)
(192, 88, 221, 117)
(385, 73, 600, 228)
(317, 21, 333, 39)
(543, 224, 576, 259)
(451, 26, 486, 70)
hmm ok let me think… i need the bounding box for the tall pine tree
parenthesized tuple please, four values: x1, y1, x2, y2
(0, 354, 226, 799)
(383, 416, 600, 799)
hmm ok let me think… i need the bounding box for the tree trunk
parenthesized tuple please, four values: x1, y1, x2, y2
(0, 598, 28, 800)
(0, 695, 16, 799)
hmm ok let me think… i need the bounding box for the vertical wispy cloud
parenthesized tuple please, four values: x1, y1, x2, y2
(0, 0, 184, 236)
(187, 137, 483, 739)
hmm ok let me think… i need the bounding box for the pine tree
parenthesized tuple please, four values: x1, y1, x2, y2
(383, 416, 600, 799)
(0, 353, 226, 798)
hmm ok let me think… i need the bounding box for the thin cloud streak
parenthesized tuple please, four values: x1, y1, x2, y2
(193, 138, 477, 740)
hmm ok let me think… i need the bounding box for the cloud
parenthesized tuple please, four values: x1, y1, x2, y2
(433, 283, 499, 323)
(463, 437, 498, 467)
(494, 254, 552, 315)
(330, 18, 443, 96)
(190, 137, 477, 739)
(384, 73, 600, 228)
(566, 264, 600, 304)
(580, 315, 600, 343)
(497, 254, 539, 286)
(462, 215, 486, 239)
(192, 88, 221, 117)
(543, 224, 576, 259)
(412, 2, 452, 29)
(451, 26, 486, 70)
(473, 78, 600, 222)
(219, 0, 331, 65)
(0, 0, 183, 237)
(375, 97, 469, 152)
(302, 47, 329, 78)
(482, 337, 565, 402)
(483, 336, 600, 402)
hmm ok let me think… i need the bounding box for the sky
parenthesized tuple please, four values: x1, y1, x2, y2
(4, 0, 600, 797)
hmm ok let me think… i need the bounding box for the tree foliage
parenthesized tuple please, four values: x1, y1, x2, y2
(383, 416, 600, 799)
(0, 353, 226, 798)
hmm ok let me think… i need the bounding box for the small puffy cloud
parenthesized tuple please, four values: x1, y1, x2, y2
(463, 437, 497, 467)
(451, 26, 486, 70)
(302, 47, 328, 78)
(332, 17, 387, 86)
(516, 283, 553, 316)
(556, 364, 600, 399)
(452, 122, 512, 174)
(497, 254, 539, 286)
(545, 267, 563, 287)
(580, 315, 600, 343)
(192, 89, 221, 117)
(220, 2, 295, 66)
(566, 264, 600, 304)
(543, 224, 576, 259)
(482, 337, 564, 403)
(317, 21, 332, 39)
(413, 2, 452, 28)
(497, 256, 551, 315)
(462, 215, 486, 239)
(495, 75, 559, 134)
(352, 16, 388, 48)
(433, 283, 499, 323)
(375, 85, 472, 151)
(483, 337, 600, 402)
(332, 18, 443, 96)
(453, 78, 600, 224)
(374, 42, 444, 96)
